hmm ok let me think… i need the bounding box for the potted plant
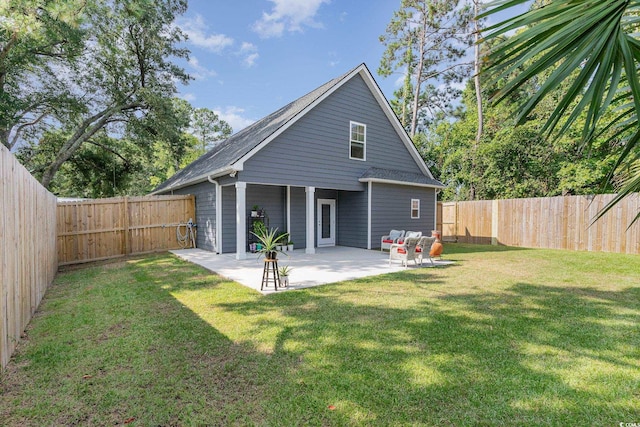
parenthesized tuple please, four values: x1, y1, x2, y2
(251, 205, 266, 217)
(251, 227, 289, 260)
(252, 219, 267, 237)
(287, 241, 294, 251)
(276, 232, 288, 251)
(278, 265, 292, 287)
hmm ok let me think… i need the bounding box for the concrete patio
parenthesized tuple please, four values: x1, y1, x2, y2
(170, 246, 452, 294)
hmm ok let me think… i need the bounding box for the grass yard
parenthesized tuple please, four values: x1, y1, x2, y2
(1, 245, 639, 425)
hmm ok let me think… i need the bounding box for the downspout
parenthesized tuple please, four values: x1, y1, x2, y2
(208, 175, 223, 254)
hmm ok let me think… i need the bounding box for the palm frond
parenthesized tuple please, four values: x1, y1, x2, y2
(480, 0, 640, 225)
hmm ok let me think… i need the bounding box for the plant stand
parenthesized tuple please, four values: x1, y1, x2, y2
(261, 259, 280, 291)
(248, 213, 268, 253)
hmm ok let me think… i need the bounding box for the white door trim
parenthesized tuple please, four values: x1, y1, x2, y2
(317, 198, 336, 247)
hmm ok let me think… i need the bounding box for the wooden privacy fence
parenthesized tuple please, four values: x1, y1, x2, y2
(1, 145, 58, 371)
(437, 193, 640, 254)
(57, 195, 195, 265)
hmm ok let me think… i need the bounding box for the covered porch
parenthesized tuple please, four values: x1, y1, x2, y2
(171, 246, 452, 294)
(227, 182, 367, 259)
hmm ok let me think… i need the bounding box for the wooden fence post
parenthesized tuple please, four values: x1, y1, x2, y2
(123, 196, 129, 256)
(491, 199, 499, 245)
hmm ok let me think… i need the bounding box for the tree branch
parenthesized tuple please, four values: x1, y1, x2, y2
(8, 111, 50, 149)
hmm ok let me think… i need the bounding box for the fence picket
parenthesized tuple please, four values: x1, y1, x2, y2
(1, 145, 57, 371)
(437, 194, 639, 254)
(56, 195, 195, 265)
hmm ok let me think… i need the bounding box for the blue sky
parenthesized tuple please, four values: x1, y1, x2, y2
(176, 0, 530, 133)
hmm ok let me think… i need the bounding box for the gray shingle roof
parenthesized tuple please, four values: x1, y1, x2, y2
(359, 167, 445, 188)
(152, 65, 360, 193)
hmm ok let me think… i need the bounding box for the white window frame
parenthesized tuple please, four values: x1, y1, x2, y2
(411, 198, 420, 219)
(349, 121, 366, 161)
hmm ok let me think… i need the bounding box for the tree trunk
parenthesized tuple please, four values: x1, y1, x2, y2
(0, 128, 9, 149)
(474, 0, 483, 145)
(410, 13, 428, 137)
(470, 0, 483, 201)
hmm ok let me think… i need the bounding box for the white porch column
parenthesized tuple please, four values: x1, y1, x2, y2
(305, 186, 315, 254)
(216, 183, 223, 254)
(286, 186, 291, 234)
(235, 181, 247, 260)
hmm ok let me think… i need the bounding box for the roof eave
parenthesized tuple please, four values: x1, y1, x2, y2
(356, 66, 434, 179)
(359, 177, 446, 189)
(149, 165, 239, 195)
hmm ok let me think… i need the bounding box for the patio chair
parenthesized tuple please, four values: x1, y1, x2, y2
(415, 236, 436, 266)
(397, 230, 422, 244)
(381, 229, 405, 252)
(389, 236, 421, 267)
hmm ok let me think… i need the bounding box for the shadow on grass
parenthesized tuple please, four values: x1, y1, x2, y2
(211, 279, 640, 424)
(1, 254, 287, 425)
(4, 253, 639, 425)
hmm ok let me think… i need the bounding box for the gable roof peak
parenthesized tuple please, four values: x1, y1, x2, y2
(152, 62, 433, 194)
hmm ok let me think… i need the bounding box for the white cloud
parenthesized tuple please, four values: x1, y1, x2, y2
(252, 0, 330, 38)
(238, 42, 259, 67)
(179, 15, 234, 52)
(215, 106, 256, 133)
(188, 56, 217, 80)
(181, 93, 196, 102)
(243, 53, 259, 67)
(240, 42, 257, 52)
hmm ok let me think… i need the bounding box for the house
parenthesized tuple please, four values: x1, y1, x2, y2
(152, 63, 445, 259)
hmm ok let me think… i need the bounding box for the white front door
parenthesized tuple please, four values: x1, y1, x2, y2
(317, 199, 336, 247)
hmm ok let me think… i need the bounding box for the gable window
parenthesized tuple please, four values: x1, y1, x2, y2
(349, 121, 366, 160)
(411, 199, 420, 219)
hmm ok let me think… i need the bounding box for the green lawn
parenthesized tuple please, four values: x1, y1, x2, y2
(1, 245, 639, 425)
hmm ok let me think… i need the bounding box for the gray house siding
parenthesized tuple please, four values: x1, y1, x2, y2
(239, 74, 423, 190)
(371, 183, 436, 249)
(337, 190, 368, 248)
(171, 181, 216, 251)
(247, 184, 286, 236)
(153, 66, 442, 256)
(289, 187, 306, 248)
(221, 185, 236, 253)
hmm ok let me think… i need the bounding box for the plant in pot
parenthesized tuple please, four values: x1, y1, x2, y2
(276, 232, 288, 251)
(278, 265, 292, 287)
(251, 227, 288, 260)
(287, 241, 294, 251)
(252, 219, 267, 236)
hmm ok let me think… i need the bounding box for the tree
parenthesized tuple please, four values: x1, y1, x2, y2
(4, 0, 191, 189)
(379, 0, 474, 136)
(419, 74, 617, 201)
(480, 0, 640, 223)
(38, 0, 191, 189)
(469, 0, 484, 199)
(0, 0, 85, 149)
(17, 97, 207, 196)
(190, 108, 232, 155)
